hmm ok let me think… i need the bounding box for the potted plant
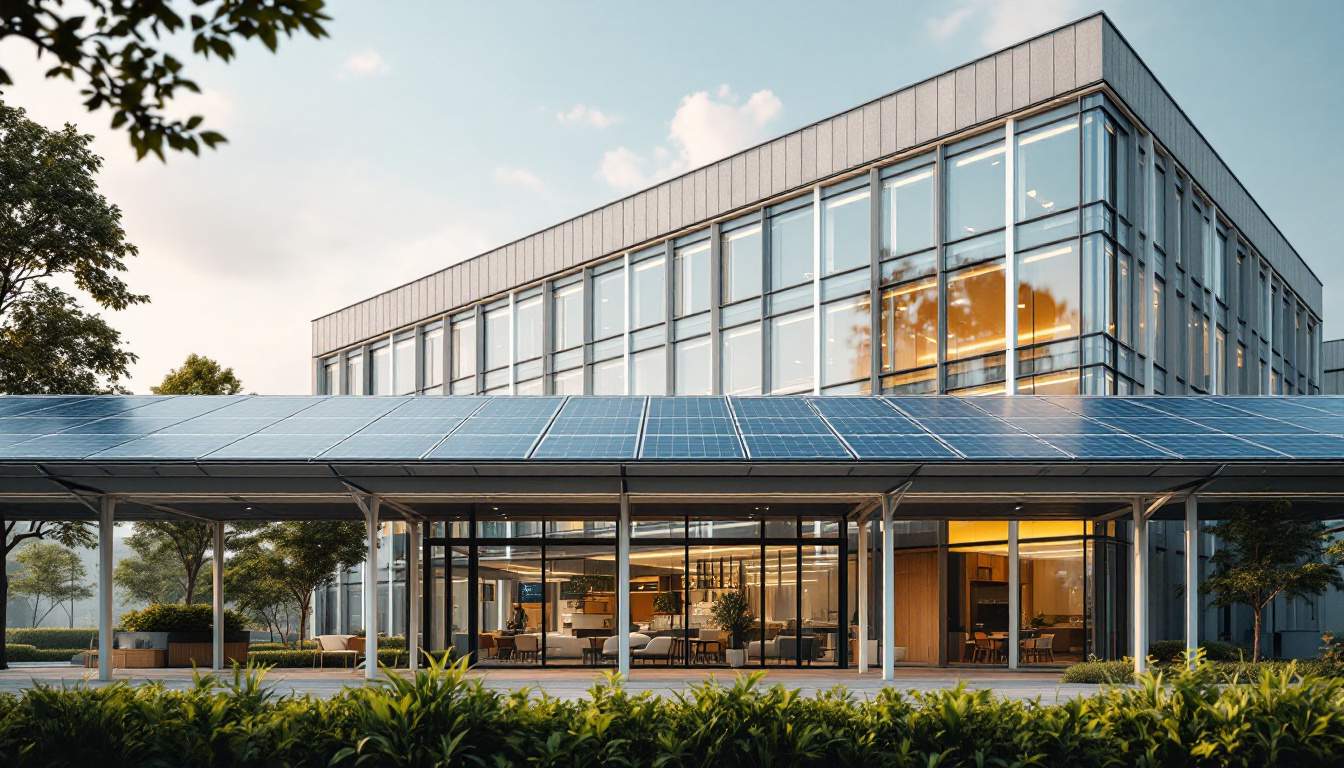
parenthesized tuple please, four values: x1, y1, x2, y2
(653, 591, 681, 615)
(119, 603, 249, 667)
(710, 590, 755, 668)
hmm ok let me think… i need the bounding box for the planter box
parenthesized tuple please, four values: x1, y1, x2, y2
(167, 640, 249, 667)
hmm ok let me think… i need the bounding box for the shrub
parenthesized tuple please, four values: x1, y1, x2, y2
(1149, 639, 1245, 663)
(5, 628, 98, 649)
(247, 648, 408, 668)
(1062, 658, 1134, 684)
(119, 603, 246, 634)
(4, 644, 84, 663)
(247, 641, 317, 652)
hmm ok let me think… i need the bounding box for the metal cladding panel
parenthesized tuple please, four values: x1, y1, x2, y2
(955, 65, 976, 130)
(846, 109, 864, 168)
(771, 138, 787, 195)
(717, 161, 732, 212)
(896, 88, 916, 150)
(880, 95, 897, 155)
(800, 126, 817, 185)
(670, 178, 683, 231)
(744, 149, 760, 202)
(759, 144, 773, 197)
(1012, 44, 1031, 110)
(915, 80, 937, 143)
(1075, 15, 1103, 83)
(1053, 26, 1076, 92)
(694, 168, 707, 222)
(975, 58, 996, 123)
(829, 117, 845, 176)
(936, 73, 955, 136)
(1029, 36, 1054, 103)
(705, 165, 720, 217)
(786, 131, 803, 188)
(994, 51, 1013, 117)
(815, 119, 833, 177)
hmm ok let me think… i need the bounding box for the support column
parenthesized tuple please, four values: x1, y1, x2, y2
(880, 495, 895, 682)
(1003, 117, 1018, 394)
(1132, 499, 1149, 675)
(212, 521, 225, 671)
(617, 492, 631, 677)
(1185, 495, 1199, 667)
(97, 497, 115, 682)
(857, 516, 869, 674)
(363, 497, 381, 681)
(1007, 521, 1019, 669)
(408, 521, 421, 671)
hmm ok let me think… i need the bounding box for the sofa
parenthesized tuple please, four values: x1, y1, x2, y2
(602, 632, 650, 659)
(746, 635, 821, 664)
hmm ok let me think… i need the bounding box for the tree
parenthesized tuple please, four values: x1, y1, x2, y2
(226, 546, 302, 646)
(1, 520, 94, 667)
(232, 521, 365, 646)
(8, 541, 93, 628)
(1, 1, 330, 159)
(114, 532, 191, 605)
(1202, 501, 1344, 661)
(114, 521, 247, 606)
(0, 100, 143, 395)
(152, 353, 243, 395)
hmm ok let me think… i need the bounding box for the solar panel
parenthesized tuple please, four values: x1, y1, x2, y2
(1034, 434, 1173, 459)
(1093, 417, 1214, 435)
(475, 397, 563, 418)
(822, 416, 925, 435)
(204, 434, 347, 459)
(354, 417, 465, 435)
(553, 397, 644, 418)
(454, 416, 553, 435)
(643, 417, 737, 436)
(1190, 417, 1320, 435)
(742, 434, 852, 459)
(119, 396, 245, 418)
(730, 397, 815, 418)
(647, 397, 729, 418)
(300, 397, 410, 418)
(24, 397, 159, 418)
(884, 397, 985, 418)
(0, 396, 92, 417)
(807, 397, 902, 418)
(155, 417, 284, 436)
(257, 417, 379, 435)
(1300, 398, 1344, 415)
(1278, 417, 1344, 434)
(208, 397, 326, 418)
(909, 417, 1021, 435)
(939, 434, 1070, 459)
(0, 417, 101, 434)
(427, 434, 538, 459)
(532, 434, 638, 459)
(1141, 434, 1287, 460)
(385, 397, 487, 418)
(1245, 434, 1344, 459)
(1138, 399, 1245, 418)
(965, 397, 1074, 418)
(995, 417, 1116, 435)
(639, 434, 744, 460)
(736, 417, 833, 435)
(89, 434, 245, 459)
(319, 434, 445, 460)
(842, 434, 958, 460)
(58, 416, 189, 435)
(0, 435, 39, 450)
(546, 416, 642, 435)
(0, 434, 141, 459)
(1212, 398, 1332, 418)
(1046, 397, 1160, 417)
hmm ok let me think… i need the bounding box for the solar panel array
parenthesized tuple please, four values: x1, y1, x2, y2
(1, 394, 1344, 462)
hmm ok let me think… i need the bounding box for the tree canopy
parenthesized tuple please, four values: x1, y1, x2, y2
(2, 519, 95, 667)
(1202, 500, 1344, 661)
(9, 541, 92, 628)
(0, 100, 142, 395)
(0, 0, 330, 159)
(152, 353, 243, 395)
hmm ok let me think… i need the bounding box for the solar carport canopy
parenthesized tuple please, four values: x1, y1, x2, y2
(2, 394, 1343, 521)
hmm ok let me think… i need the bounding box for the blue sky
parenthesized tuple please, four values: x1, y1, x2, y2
(2, 0, 1341, 393)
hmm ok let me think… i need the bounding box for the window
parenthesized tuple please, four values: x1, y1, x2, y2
(591, 267, 624, 340)
(591, 357, 625, 395)
(721, 324, 761, 395)
(632, 347, 666, 395)
(822, 186, 870, 275)
(421, 326, 443, 392)
(483, 304, 509, 371)
(1082, 236, 1114, 336)
(631, 254, 666, 328)
(1016, 117, 1079, 222)
(881, 163, 934, 258)
(721, 223, 762, 303)
(552, 367, 583, 395)
(1016, 242, 1079, 346)
(370, 345, 391, 395)
(944, 138, 1005, 245)
(1154, 163, 1167, 250)
(322, 357, 340, 395)
(769, 203, 814, 290)
(945, 261, 1005, 361)
(822, 296, 870, 386)
(769, 308, 813, 393)
(514, 295, 542, 361)
(553, 282, 584, 351)
(393, 335, 415, 395)
(674, 240, 710, 317)
(1116, 252, 1132, 347)
(451, 316, 477, 384)
(675, 336, 712, 394)
(1153, 280, 1166, 367)
(880, 277, 937, 374)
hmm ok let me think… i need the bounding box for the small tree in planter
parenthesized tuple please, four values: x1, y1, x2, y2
(710, 590, 755, 668)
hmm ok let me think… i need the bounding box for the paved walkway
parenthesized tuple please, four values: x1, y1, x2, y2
(0, 663, 1100, 703)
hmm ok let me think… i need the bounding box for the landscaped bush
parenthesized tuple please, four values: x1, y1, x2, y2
(1, 657, 1343, 766)
(4, 627, 97, 649)
(1149, 639, 1245, 663)
(119, 603, 246, 633)
(2, 644, 83, 663)
(247, 641, 317, 652)
(1063, 655, 1344, 685)
(247, 648, 409, 668)
(1062, 658, 1135, 684)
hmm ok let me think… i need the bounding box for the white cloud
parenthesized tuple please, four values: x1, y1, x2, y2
(924, 0, 1083, 50)
(556, 104, 617, 128)
(493, 165, 545, 192)
(597, 85, 783, 191)
(343, 50, 390, 77)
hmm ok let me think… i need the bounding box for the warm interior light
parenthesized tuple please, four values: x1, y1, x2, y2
(1017, 120, 1078, 146)
(953, 144, 1005, 167)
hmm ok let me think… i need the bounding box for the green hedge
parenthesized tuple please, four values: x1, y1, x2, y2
(2, 644, 84, 663)
(247, 649, 409, 668)
(1064, 657, 1344, 684)
(247, 641, 317, 652)
(119, 603, 246, 634)
(1148, 639, 1245, 663)
(4, 628, 97, 650)
(0, 658, 1343, 766)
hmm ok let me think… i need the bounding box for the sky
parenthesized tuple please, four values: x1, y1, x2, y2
(1, 0, 1341, 395)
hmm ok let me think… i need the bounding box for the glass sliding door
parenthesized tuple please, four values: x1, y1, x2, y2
(1017, 522, 1088, 666)
(946, 522, 1010, 665)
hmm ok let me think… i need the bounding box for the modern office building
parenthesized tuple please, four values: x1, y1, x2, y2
(1325, 340, 1344, 395)
(304, 14, 1328, 665)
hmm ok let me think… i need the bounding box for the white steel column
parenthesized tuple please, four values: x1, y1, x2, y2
(212, 521, 225, 670)
(811, 186, 822, 395)
(97, 496, 115, 682)
(507, 293, 516, 394)
(1184, 495, 1199, 667)
(363, 496, 381, 680)
(1007, 521, 1019, 669)
(880, 495, 895, 681)
(386, 524, 395, 643)
(1003, 118, 1018, 394)
(617, 492, 632, 676)
(408, 521, 421, 671)
(857, 517, 870, 673)
(335, 567, 344, 633)
(1132, 499, 1149, 675)
(1143, 133, 1158, 394)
